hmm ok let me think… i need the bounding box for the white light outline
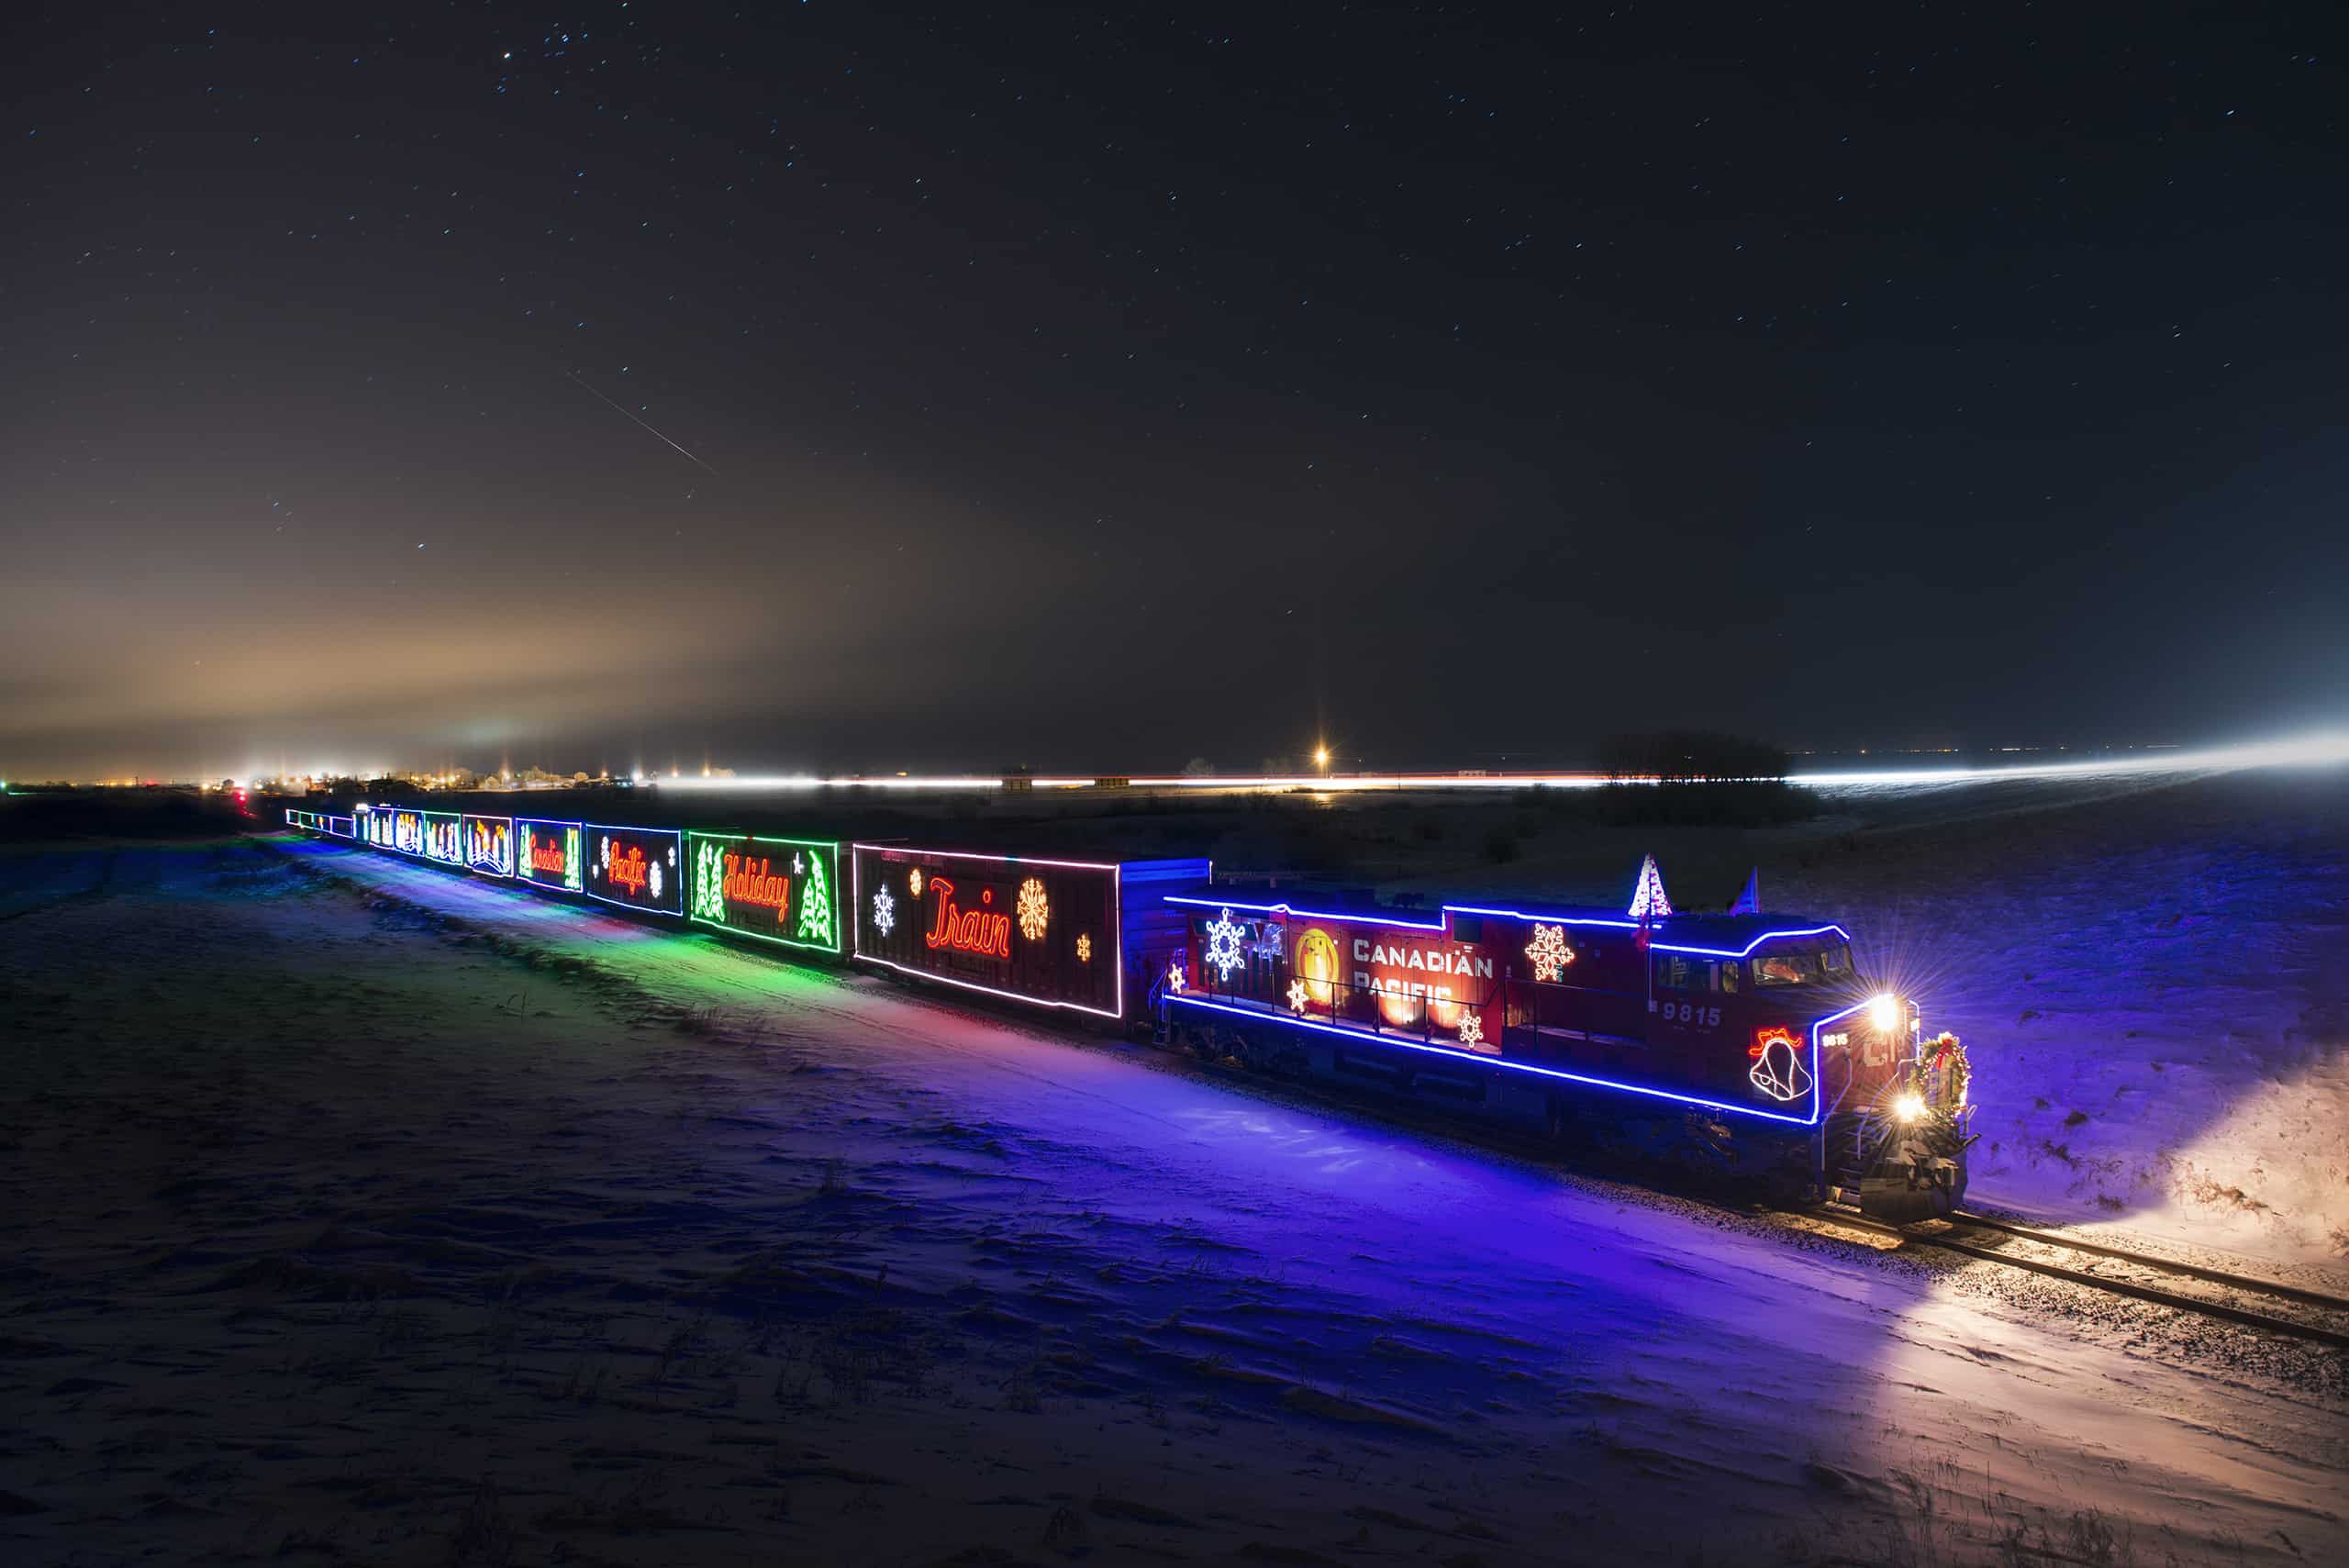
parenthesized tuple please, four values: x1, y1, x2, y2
(850, 843, 1125, 1019)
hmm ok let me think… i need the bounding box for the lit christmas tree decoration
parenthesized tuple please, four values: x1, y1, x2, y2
(1627, 853, 1674, 919)
(691, 840, 727, 921)
(1524, 922, 1574, 982)
(796, 851, 833, 943)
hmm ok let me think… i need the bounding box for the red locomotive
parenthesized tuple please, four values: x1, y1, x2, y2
(1150, 860, 1973, 1222)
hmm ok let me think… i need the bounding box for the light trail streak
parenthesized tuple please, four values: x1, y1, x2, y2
(567, 371, 720, 475)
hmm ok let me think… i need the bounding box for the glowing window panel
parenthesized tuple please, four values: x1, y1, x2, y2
(392, 808, 426, 856)
(516, 817, 585, 893)
(422, 812, 464, 866)
(685, 832, 842, 954)
(583, 824, 684, 917)
(462, 814, 515, 878)
(852, 844, 1123, 1018)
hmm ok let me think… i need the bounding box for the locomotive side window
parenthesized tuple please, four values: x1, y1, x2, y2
(1752, 951, 1814, 985)
(1821, 944, 1852, 974)
(1653, 954, 1715, 991)
(1719, 961, 1740, 994)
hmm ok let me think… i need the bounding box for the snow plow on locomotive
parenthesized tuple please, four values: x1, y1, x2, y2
(1145, 861, 1975, 1223)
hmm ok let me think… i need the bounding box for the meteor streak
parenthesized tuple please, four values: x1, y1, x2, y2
(567, 371, 720, 474)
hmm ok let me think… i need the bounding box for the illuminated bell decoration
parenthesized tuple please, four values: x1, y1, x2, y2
(1076, 933, 1091, 963)
(1203, 907, 1246, 983)
(907, 866, 922, 897)
(1286, 980, 1308, 1015)
(872, 885, 896, 936)
(1748, 1029, 1811, 1103)
(1627, 853, 1674, 920)
(1456, 1011, 1484, 1048)
(1524, 922, 1574, 983)
(1016, 876, 1049, 942)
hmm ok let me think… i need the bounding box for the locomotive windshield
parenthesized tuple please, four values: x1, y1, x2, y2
(1749, 942, 1854, 987)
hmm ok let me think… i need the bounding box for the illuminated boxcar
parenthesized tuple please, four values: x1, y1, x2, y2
(515, 817, 586, 893)
(850, 844, 1205, 1018)
(687, 832, 844, 955)
(581, 822, 685, 917)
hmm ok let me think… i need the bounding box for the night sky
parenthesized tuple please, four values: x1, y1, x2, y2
(6, 3, 2344, 780)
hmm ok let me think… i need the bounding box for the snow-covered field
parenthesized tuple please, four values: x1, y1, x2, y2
(1, 776, 2343, 1566)
(1386, 768, 2349, 1269)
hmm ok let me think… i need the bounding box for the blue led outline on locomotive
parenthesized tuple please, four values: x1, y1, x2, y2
(1163, 993, 1821, 1126)
(1163, 894, 1448, 932)
(1203, 892, 1850, 958)
(580, 822, 685, 915)
(1445, 904, 1851, 957)
(1652, 923, 1853, 958)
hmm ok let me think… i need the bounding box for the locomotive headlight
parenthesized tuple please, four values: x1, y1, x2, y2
(1892, 1090, 1928, 1123)
(1869, 992, 1901, 1033)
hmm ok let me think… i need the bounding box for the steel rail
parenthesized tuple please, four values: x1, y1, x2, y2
(1951, 1210, 2349, 1315)
(1824, 1208, 2349, 1350)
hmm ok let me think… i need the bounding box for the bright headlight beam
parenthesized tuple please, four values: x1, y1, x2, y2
(1787, 729, 2349, 788)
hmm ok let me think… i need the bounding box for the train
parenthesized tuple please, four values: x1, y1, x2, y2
(281, 803, 1976, 1222)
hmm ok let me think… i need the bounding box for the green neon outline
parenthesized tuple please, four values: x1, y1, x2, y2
(685, 830, 844, 955)
(421, 810, 464, 865)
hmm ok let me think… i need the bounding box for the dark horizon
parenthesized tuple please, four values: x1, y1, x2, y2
(5, 4, 2345, 781)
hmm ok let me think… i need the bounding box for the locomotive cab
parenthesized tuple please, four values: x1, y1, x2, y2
(1652, 929, 1975, 1223)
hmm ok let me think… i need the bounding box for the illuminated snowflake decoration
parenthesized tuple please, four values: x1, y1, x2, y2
(1203, 907, 1246, 983)
(647, 859, 663, 902)
(1524, 922, 1574, 983)
(1166, 962, 1186, 993)
(1286, 980, 1308, 1015)
(907, 866, 922, 897)
(1749, 1031, 1813, 1103)
(1076, 933, 1091, 963)
(872, 884, 896, 936)
(1017, 876, 1049, 942)
(1456, 1011, 1485, 1049)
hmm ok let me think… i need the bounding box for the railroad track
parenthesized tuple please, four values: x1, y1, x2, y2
(1833, 1207, 2349, 1349)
